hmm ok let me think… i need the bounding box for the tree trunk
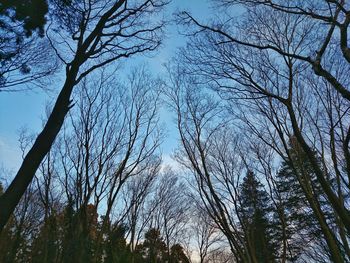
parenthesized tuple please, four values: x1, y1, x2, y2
(0, 64, 80, 232)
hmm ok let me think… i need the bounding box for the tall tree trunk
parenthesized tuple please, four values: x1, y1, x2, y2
(0, 63, 80, 232)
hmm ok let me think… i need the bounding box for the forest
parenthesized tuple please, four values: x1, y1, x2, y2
(0, 0, 349, 262)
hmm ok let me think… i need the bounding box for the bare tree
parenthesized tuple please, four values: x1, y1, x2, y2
(0, 0, 168, 231)
(50, 68, 163, 262)
(180, 0, 350, 101)
(147, 168, 191, 260)
(165, 69, 255, 262)
(122, 161, 160, 263)
(190, 207, 222, 263)
(175, 1, 350, 261)
(206, 249, 236, 263)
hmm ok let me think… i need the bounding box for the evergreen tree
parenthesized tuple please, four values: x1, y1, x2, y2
(0, 0, 48, 37)
(61, 200, 78, 263)
(239, 170, 275, 263)
(31, 214, 60, 263)
(137, 228, 167, 263)
(169, 243, 190, 263)
(0, 0, 50, 87)
(273, 137, 326, 261)
(103, 223, 131, 263)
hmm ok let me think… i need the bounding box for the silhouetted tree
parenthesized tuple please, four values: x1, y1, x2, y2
(176, 1, 350, 261)
(138, 228, 167, 263)
(0, 0, 168, 231)
(0, 0, 48, 36)
(239, 171, 275, 263)
(169, 243, 191, 263)
(272, 138, 331, 261)
(102, 223, 131, 263)
(31, 213, 60, 263)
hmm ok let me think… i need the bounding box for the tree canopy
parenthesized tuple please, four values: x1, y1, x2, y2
(1, 1, 350, 262)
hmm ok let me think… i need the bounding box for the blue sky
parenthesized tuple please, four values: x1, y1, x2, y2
(0, 0, 214, 175)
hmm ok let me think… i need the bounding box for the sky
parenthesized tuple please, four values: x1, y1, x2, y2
(0, 1, 216, 178)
